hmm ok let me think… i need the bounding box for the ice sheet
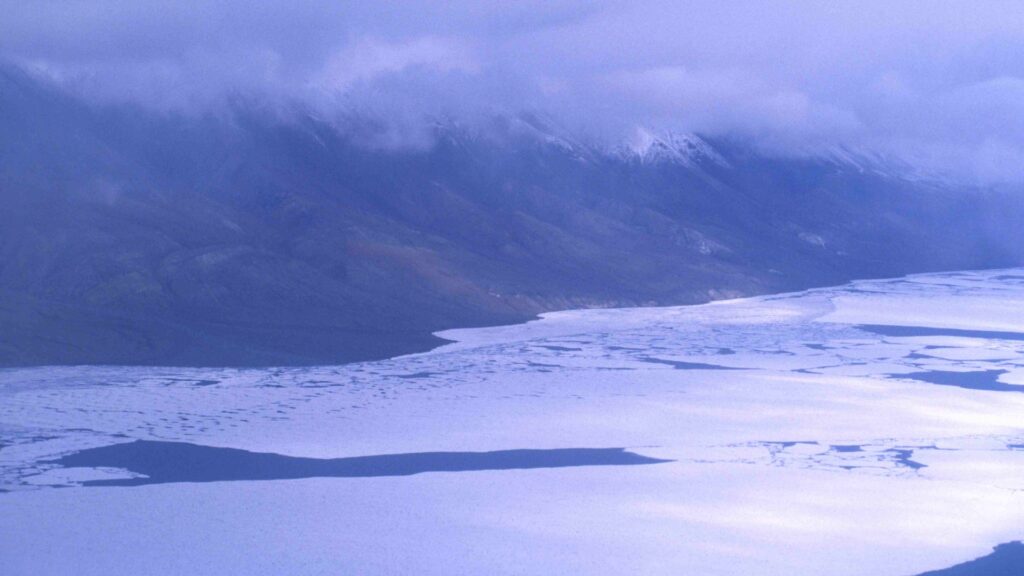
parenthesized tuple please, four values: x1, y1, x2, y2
(2, 269, 1024, 575)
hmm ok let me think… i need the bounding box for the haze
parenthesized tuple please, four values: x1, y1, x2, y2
(5, 1, 1024, 182)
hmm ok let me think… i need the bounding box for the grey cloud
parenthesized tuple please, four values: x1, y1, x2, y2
(4, 0, 1024, 182)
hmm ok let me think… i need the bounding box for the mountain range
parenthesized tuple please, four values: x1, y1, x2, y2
(2, 64, 1023, 366)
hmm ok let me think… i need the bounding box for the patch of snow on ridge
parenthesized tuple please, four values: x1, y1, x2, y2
(620, 127, 729, 167)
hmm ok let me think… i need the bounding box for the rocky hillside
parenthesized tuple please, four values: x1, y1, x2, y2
(2, 65, 1023, 366)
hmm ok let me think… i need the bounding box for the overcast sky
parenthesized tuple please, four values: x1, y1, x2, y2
(4, 1, 1024, 182)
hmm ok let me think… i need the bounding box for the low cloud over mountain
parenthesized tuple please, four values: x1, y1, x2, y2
(6, 2, 1024, 182)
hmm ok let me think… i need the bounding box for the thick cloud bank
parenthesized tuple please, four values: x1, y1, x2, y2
(5, 1, 1024, 183)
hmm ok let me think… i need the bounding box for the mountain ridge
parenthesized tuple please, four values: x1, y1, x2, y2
(2, 66, 1023, 366)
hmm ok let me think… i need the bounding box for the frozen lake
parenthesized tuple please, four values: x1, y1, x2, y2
(3, 269, 1024, 575)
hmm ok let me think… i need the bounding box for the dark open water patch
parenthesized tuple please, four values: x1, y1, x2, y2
(891, 370, 1019, 393)
(637, 357, 741, 370)
(830, 444, 864, 453)
(764, 440, 818, 449)
(916, 542, 1024, 575)
(48, 440, 672, 487)
(858, 325, 1024, 342)
(157, 377, 220, 387)
(394, 371, 437, 379)
(885, 448, 927, 470)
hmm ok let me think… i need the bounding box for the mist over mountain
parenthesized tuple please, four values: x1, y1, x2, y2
(9, 2, 1024, 182)
(2, 64, 1023, 365)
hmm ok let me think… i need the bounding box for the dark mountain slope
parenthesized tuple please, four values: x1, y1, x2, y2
(916, 542, 1024, 575)
(2, 66, 1023, 366)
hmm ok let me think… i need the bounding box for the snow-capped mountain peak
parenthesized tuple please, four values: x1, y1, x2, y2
(620, 127, 728, 167)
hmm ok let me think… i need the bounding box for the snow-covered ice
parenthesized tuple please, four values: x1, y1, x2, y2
(2, 269, 1024, 575)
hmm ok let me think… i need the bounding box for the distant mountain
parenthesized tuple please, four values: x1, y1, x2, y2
(917, 542, 1024, 576)
(617, 128, 729, 167)
(2, 64, 1024, 366)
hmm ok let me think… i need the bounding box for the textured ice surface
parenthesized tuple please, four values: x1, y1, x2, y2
(2, 269, 1024, 575)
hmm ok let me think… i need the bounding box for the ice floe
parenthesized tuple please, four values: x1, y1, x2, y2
(2, 269, 1024, 575)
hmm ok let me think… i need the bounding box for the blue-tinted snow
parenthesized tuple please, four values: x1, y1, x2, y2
(2, 269, 1024, 575)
